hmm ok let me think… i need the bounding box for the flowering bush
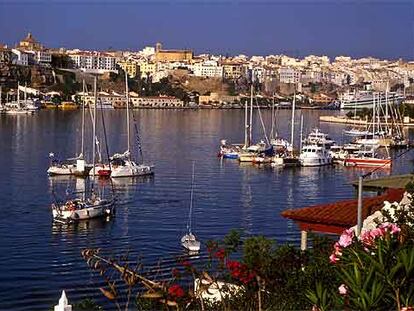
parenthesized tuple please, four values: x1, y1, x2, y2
(309, 219, 414, 311)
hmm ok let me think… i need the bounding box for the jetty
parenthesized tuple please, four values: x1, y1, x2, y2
(352, 174, 414, 191)
(319, 115, 414, 128)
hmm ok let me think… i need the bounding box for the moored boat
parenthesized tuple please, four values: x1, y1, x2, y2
(344, 149, 392, 168)
(299, 144, 332, 167)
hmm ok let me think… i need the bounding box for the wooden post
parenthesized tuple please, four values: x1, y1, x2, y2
(300, 230, 308, 251)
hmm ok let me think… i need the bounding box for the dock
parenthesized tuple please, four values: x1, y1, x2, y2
(352, 174, 414, 191)
(319, 115, 414, 128)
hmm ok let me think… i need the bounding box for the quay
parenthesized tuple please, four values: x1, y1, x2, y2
(351, 173, 414, 191)
(319, 115, 414, 128)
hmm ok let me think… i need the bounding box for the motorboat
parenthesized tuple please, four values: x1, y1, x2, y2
(303, 128, 335, 147)
(329, 145, 348, 164)
(299, 144, 332, 167)
(344, 149, 392, 168)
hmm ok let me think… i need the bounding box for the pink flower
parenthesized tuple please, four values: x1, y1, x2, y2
(361, 231, 375, 247)
(329, 253, 339, 264)
(338, 228, 354, 248)
(380, 223, 401, 235)
(338, 284, 348, 295)
(389, 224, 401, 234)
(370, 228, 384, 239)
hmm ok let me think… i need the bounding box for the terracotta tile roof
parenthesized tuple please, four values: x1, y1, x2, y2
(281, 189, 404, 231)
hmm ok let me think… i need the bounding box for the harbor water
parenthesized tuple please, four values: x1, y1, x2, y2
(0, 109, 413, 310)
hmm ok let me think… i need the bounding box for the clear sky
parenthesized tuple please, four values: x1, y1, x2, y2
(0, 1, 413, 59)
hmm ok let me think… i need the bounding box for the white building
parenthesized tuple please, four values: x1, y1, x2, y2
(279, 67, 301, 83)
(140, 46, 155, 57)
(34, 50, 52, 64)
(131, 96, 184, 108)
(192, 61, 223, 78)
(11, 49, 29, 66)
(69, 52, 117, 73)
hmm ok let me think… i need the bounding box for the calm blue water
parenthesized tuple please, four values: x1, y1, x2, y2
(0, 109, 412, 310)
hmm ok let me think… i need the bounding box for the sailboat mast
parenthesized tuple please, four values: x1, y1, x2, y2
(249, 82, 253, 146)
(80, 80, 86, 158)
(17, 82, 20, 108)
(270, 94, 275, 140)
(188, 161, 195, 234)
(299, 113, 304, 152)
(290, 87, 296, 149)
(244, 91, 248, 148)
(125, 70, 131, 157)
(372, 93, 376, 136)
(24, 82, 27, 107)
(92, 76, 97, 184)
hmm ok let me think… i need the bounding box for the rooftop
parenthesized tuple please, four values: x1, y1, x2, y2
(281, 188, 404, 234)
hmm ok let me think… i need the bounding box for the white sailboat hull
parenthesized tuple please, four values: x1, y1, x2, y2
(52, 199, 114, 221)
(111, 161, 154, 178)
(181, 233, 201, 252)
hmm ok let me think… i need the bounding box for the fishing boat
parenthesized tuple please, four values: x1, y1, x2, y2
(299, 144, 332, 167)
(181, 162, 201, 252)
(110, 71, 154, 178)
(52, 76, 115, 223)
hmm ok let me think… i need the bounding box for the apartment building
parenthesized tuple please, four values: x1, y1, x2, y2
(192, 61, 223, 78)
(69, 52, 117, 73)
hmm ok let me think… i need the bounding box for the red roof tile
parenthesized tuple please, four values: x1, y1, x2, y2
(281, 189, 404, 234)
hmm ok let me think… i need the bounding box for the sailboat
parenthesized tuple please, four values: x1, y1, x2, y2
(4, 82, 34, 114)
(110, 71, 154, 178)
(238, 83, 273, 163)
(48, 80, 92, 177)
(181, 162, 201, 252)
(282, 88, 300, 166)
(51, 76, 115, 223)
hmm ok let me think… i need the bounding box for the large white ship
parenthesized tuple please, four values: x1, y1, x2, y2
(339, 90, 404, 109)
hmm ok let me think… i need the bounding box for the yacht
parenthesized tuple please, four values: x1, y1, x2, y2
(299, 144, 332, 167)
(303, 128, 335, 147)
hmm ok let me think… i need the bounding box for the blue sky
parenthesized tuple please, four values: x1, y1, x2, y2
(0, 1, 413, 59)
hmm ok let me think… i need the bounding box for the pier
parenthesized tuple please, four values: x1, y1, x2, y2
(351, 173, 414, 191)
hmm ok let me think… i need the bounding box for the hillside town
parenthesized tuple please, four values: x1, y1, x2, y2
(0, 32, 414, 109)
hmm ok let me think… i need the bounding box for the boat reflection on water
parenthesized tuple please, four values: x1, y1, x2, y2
(111, 175, 155, 188)
(51, 216, 112, 236)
